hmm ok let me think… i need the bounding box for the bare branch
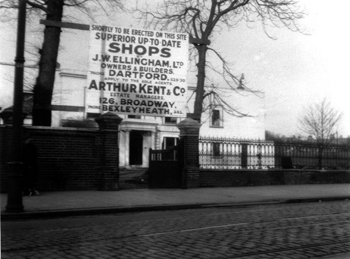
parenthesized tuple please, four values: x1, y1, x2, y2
(207, 47, 263, 96)
(26, 0, 48, 12)
(135, 0, 304, 121)
(202, 85, 252, 118)
(64, 0, 90, 7)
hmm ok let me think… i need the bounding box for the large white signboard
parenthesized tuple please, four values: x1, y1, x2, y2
(86, 24, 188, 117)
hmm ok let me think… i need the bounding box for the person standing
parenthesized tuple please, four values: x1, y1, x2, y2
(23, 137, 39, 196)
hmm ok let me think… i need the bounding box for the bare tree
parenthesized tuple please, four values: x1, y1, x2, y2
(0, 0, 124, 126)
(298, 98, 343, 168)
(137, 0, 305, 122)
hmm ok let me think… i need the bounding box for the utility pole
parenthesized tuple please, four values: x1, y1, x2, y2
(6, 0, 27, 212)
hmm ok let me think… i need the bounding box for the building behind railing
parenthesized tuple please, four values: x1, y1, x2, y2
(199, 136, 350, 170)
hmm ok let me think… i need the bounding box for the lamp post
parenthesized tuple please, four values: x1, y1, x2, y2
(6, 0, 27, 212)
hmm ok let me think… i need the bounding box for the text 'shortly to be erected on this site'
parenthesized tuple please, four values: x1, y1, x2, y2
(86, 24, 189, 117)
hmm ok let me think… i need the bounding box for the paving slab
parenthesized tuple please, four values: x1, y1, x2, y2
(1, 184, 350, 219)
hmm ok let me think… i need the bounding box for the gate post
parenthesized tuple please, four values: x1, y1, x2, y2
(177, 118, 201, 188)
(241, 143, 248, 169)
(95, 112, 123, 191)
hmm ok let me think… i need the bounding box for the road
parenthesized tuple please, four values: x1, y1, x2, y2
(2, 200, 350, 259)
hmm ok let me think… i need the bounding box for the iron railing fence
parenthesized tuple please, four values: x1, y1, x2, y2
(199, 136, 350, 169)
(274, 142, 350, 169)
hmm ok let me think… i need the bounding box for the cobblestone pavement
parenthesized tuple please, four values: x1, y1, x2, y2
(2, 200, 350, 259)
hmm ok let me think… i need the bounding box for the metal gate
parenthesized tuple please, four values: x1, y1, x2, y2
(148, 146, 182, 188)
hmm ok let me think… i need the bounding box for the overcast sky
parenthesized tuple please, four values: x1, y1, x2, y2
(1, 0, 349, 137)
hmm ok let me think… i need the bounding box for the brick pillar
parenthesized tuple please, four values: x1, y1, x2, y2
(177, 118, 201, 188)
(95, 112, 123, 191)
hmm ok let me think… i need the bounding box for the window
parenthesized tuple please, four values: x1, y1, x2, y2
(211, 109, 222, 127)
(213, 143, 221, 157)
(165, 117, 177, 124)
(162, 137, 179, 149)
(128, 115, 141, 119)
(86, 113, 100, 119)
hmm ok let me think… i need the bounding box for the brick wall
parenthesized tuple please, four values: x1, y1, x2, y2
(1, 125, 105, 192)
(0, 126, 12, 193)
(183, 134, 200, 188)
(177, 118, 201, 188)
(3, 122, 348, 192)
(200, 169, 350, 187)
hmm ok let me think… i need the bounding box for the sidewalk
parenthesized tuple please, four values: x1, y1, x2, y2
(2, 184, 350, 220)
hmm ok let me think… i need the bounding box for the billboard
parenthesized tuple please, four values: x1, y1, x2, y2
(86, 24, 188, 117)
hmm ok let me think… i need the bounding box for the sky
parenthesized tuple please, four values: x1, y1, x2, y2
(0, 0, 349, 137)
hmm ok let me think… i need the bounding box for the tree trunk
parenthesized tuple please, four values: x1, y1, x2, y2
(192, 44, 207, 122)
(32, 0, 64, 126)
